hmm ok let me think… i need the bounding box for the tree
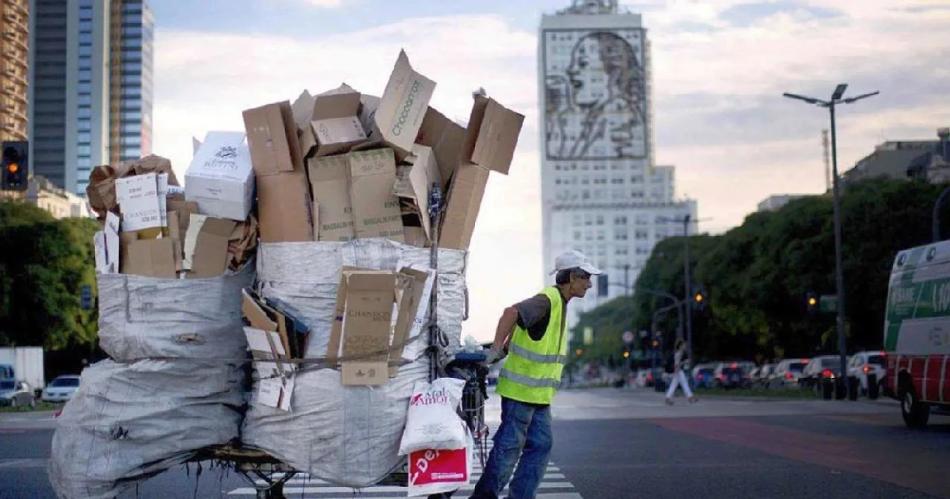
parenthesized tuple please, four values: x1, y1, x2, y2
(0, 200, 99, 350)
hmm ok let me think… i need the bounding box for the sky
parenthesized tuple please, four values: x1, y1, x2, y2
(148, 0, 950, 342)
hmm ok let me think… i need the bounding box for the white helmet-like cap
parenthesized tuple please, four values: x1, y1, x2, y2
(550, 250, 603, 275)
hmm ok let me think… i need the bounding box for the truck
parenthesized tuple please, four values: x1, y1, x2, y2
(884, 240, 950, 427)
(0, 347, 45, 396)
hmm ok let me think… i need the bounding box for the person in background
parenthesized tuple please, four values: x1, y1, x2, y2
(471, 250, 602, 499)
(665, 339, 698, 405)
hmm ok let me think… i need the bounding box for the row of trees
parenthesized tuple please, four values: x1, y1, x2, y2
(0, 201, 99, 359)
(573, 178, 950, 364)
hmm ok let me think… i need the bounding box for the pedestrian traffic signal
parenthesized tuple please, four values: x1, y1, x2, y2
(806, 291, 818, 315)
(597, 274, 608, 297)
(1, 141, 28, 191)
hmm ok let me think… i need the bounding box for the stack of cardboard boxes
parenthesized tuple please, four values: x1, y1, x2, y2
(242, 50, 524, 250)
(87, 136, 258, 279)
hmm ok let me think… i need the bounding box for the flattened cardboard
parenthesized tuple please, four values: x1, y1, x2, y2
(115, 173, 163, 232)
(348, 149, 404, 241)
(372, 50, 436, 159)
(395, 144, 441, 241)
(326, 270, 349, 364)
(185, 131, 255, 221)
(243, 101, 303, 176)
(403, 226, 428, 248)
(418, 107, 466, 188)
(256, 170, 313, 242)
(188, 217, 236, 278)
(256, 373, 294, 411)
(307, 155, 354, 241)
(391, 268, 429, 371)
(167, 198, 199, 234)
(244, 327, 288, 359)
(166, 210, 183, 272)
(123, 238, 176, 278)
(440, 162, 489, 250)
(182, 214, 207, 271)
(242, 289, 278, 332)
(341, 362, 388, 386)
(461, 95, 524, 175)
(342, 272, 395, 365)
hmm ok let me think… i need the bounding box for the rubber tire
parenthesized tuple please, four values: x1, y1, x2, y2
(900, 387, 930, 428)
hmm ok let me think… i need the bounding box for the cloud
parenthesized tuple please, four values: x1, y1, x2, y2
(301, 0, 345, 8)
(152, 3, 950, 341)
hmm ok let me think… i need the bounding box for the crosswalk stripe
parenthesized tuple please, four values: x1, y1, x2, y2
(228, 481, 578, 496)
(254, 473, 569, 487)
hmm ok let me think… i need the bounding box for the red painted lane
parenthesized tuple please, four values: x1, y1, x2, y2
(651, 416, 950, 498)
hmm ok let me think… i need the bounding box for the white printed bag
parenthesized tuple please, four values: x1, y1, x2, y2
(398, 377, 466, 455)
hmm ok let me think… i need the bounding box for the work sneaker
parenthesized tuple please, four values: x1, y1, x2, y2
(665, 398, 674, 406)
(688, 396, 698, 404)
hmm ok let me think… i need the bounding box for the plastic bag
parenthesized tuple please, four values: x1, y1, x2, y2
(399, 377, 466, 455)
(407, 428, 473, 497)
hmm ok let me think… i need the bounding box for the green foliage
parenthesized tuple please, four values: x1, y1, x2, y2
(573, 178, 950, 363)
(0, 200, 99, 350)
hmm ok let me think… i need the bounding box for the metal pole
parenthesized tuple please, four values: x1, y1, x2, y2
(829, 102, 848, 391)
(683, 215, 693, 366)
(932, 186, 950, 242)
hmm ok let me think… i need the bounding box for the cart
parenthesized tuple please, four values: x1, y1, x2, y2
(192, 185, 491, 499)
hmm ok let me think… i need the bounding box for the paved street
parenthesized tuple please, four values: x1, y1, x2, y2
(1, 388, 948, 498)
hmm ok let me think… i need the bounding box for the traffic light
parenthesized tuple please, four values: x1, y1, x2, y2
(806, 291, 818, 315)
(80, 285, 93, 310)
(2, 141, 28, 191)
(597, 274, 609, 297)
(692, 286, 707, 312)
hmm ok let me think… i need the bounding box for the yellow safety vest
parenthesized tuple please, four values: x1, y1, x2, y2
(496, 287, 567, 405)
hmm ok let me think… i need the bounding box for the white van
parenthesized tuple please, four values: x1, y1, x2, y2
(884, 240, 950, 427)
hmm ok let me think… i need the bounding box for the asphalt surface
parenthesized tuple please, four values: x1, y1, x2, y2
(1, 389, 948, 498)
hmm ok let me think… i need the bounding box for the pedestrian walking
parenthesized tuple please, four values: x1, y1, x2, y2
(665, 339, 698, 405)
(470, 250, 601, 499)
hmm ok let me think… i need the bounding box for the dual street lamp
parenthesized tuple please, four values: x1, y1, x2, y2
(782, 84, 879, 393)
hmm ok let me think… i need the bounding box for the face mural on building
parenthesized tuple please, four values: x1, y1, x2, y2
(544, 30, 647, 160)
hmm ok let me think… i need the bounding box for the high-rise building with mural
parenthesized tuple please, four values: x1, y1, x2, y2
(1, 0, 30, 143)
(29, 0, 152, 195)
(539, 0, 697, 327)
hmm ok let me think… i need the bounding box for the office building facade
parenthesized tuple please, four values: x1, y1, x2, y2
(1, 0, 30, 142)
(539, 1, 697, 327)
(29, 0, 151, 195)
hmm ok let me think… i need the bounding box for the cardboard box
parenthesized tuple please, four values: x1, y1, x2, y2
(307, 155, 355, 241)
(243, 101, 303, 176)
(395, 144, 442, 242)
(166, 210, 183, 272)
(439, 162, 490, 250)
(167, 198, 199, 234)
(185, 131, 255, 221)
(256, 170, 313, 242)
(122, 238, 177, 278)
(404, 226, 428, 248)
(188, 217, 236, 278)
(418, 107, 466, 189)
(115, 173, 163, 232)
(348, 148, 404, 241)
(369, 50, 436, 160)
(293, 84, 367, 158)
(332, 270, 396, 386)
(461, 95, 524, 175)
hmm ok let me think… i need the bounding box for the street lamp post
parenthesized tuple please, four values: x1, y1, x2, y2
(682, 215, 693, 369)
(783, 84, 879, 396)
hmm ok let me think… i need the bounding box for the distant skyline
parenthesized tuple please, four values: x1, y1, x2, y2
(147, 0, 950, 341)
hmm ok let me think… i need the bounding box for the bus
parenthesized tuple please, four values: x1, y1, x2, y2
(884, 240, 950, 427)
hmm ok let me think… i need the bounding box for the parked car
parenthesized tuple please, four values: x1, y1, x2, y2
(799, 355, 843, 392)
(767, 358, 810, 388)
(713, 363, 747, 389)
(691, 363, 716, 388)
(848, 351, 886, 395)
(0, 379, 35, 408)
(42, 375, 81, 403)
(751, 363, 776, 387)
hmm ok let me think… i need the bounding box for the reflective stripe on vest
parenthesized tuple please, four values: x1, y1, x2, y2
(496, 286, 567, 405)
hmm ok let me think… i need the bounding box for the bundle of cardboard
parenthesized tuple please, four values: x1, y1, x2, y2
(242, 50, 524, 250)
(87, 136, 258, 279)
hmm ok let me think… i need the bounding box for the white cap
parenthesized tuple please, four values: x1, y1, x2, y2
(550, 250, 602, 275)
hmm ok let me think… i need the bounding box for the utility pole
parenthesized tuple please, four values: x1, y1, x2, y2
(783, 84, 878, 397)
(624, 264, 630, 297)
(822, 129, 831, 192)
(682, 215, 693, 368)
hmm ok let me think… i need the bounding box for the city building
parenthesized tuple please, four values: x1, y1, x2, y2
(539, 0, 697, 327)
(757, 194, 810, 212)
(28, 0, 152, 196)
(108, 0, 153, 164)
(24, 174, 90, 218)
(842, 128, 950, 185)
(1, 0, 30, 142)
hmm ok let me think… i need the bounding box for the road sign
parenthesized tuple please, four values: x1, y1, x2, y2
(622, 331, 635, 343)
